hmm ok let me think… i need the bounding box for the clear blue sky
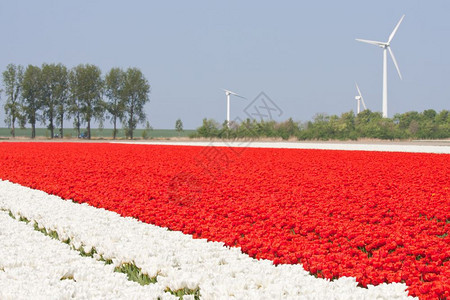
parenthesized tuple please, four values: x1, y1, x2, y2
(1, 1, 449, 129)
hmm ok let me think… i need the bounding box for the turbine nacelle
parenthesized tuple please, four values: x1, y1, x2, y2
(355, 14, 404, 80)
(222, 89, 245, 99)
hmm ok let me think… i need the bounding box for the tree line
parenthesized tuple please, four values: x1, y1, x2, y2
(192, 109, 450, 140)
(1, 63, 150, 139)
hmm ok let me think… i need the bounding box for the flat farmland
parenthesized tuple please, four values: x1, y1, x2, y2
(0, 128, 195, 139)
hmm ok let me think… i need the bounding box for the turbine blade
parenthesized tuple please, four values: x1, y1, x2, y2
(355, 82, 366, 109)
(355, 82, 362, 98)
(388, 15, 405, 44)
(233, 94, 247, 100)
(388, 47, 402, 79)
(356, 38, 385, 47)
(361, 96, 367, 110)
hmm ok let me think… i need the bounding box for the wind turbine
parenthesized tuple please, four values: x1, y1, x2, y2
(222, 89, 246, 128)
(356, 15, 404, 118)
(355, 83, 367, 114)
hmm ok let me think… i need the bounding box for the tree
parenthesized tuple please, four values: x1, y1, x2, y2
(105, 67, 126, 139)
(69, 64, 104, 139)
(21, 65, 42, 138)
(54, 64, 69, 138)
(2, 64, 24, 137)
(396, 111, 420, 130)
(422, 109, 437, 121)
(237, 118, 257, 138)
(336, 112, 356, 140)
(197, 118, 220, 137)
(40, 63, 56, 138)
(68, 71, 81, 137)
(355, 110, 382, 138)
(276, 117, 300, 140)
(256, 120, 276, 137)
(175, 118, 183, 134)
(40, 63, 69, 138)
(308, 113, 332, 140)
(435, 110, 450, 138)
(122, 67, 150, 139)
(435, 110, 449, 125)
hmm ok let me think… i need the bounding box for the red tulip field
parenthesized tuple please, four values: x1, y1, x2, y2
(0, 142, 448, 299)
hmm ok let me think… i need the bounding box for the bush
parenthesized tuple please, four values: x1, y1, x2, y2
(192, 110, 450, 141)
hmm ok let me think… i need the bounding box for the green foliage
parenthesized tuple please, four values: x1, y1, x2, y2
(2, 63, 24, 137)
(165, 287, 201, 299)
(69, 64, 104, 139)
(194, 109, 450, 141)
(105, 67, 126, 139)
(68, 68, 83, 137)
(40, 63, 69, 138)
(196, 118, 220, 138)
(122, 67, 150, 139)
(114, 263, 157, 286)
(60, 274, 75, 281)
(21, 65, 42, 138)
(53, 64, 69, 138)
(175, 118, 183, 133)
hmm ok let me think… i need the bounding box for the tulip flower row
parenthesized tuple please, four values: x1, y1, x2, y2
(0, 180, 414, 299)
(0, 142, 448, 299)
(0, 210, 174, 299)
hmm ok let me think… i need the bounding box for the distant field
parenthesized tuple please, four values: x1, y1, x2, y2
(0, 128, 195, 139)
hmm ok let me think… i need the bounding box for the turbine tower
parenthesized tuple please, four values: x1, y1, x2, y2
(355, 83, 367, 114)
(356, 15, 404, 118)
(222, 89, 245, 128)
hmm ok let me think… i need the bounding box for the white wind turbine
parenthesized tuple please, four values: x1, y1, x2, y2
(355, 83, 367, 114)
(356, 15, 404, 118)
(222, 89, 246, 128)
